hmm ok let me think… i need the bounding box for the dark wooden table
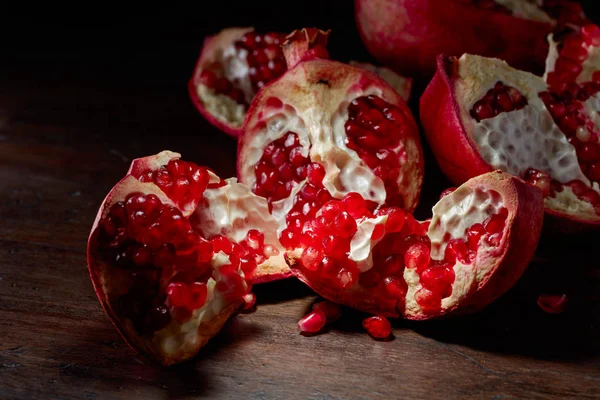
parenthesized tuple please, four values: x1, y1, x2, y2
(1, 7, 599, 400)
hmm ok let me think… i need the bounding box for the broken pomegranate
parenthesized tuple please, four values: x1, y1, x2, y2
(286, 171, 544, 320)
(189, 27, 414, 137)
(237, 27, 423, 218)
(86, 151, 286, 365)
(420, 54, 600, 231)
(355, 0, 589, 79)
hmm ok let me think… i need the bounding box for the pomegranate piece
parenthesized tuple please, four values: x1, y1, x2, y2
(355, 0, 589, 79)
(362, 316, 392, 339)
(87, 151, 286, 365)
(286, 171, 544, 320)
(189, 27, 415, 138)
(238, 28, 423, 230)
(421, 54, 600, 231)
(537, 294, 568, 314)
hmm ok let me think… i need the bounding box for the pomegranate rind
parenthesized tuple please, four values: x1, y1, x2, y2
(288, 171, 544, 320)
(354, 0, 578, 79)
(420, 54, 600, 231)
(188, 27, 253, 138)
(237, 58, 424, 212)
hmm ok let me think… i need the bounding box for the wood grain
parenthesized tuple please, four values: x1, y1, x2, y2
(1, 6, 600, 399)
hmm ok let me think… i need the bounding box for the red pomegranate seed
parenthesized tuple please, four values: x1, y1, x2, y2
(420, 266, 454, 299)
(334, 211, 358, 238)
(414, 287, 442, 313)
(243, 293, 257, 310)
(336, 268, 358, 288)
(301, 246, 324, 271)
(582, 24, 600, 46)
(298, 310, 327, 334)
(312, 301, 342, 322)
(188, 282, 208, 309)
(167, 282, 190, 308)
(470, 82, 527, 122)
(484, 213, 505, 235)
(537, 294, 568, 314)
(405, 243, 431, 273)
(362, 316, 392, 339)
(444, 239, 469, 264)
(371, 224, 385, 241)
(467, 223, 485, 250)
(342, 192, 368, 218)
(382, 276, 407, 299)
(199, 69, 217, 88)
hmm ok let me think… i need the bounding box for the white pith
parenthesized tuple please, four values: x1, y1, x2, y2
(197, 85, 246, 127)
(456, 54, 600, 218)
(495, 0, 554, 23)
(241, 89, 406, 210)
(195, 172, 286, 271)
(195, 31, 255, 127)
(349, 215, 387, 272)
(349, 61, 412, 102)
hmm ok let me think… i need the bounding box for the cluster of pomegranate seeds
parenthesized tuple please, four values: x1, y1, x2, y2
(546, 25, 600, 92)
(199, 69, 247, 105)
(278, 164, 338, 250)
(234, 31, 287, 92)
(98, 192, 220, 334)
(454, 0, 511, 14)
(252, 132, 310, 203)
(524, 168, 600, 213)
(345, 95, 410, 207)
(362, 316, 392, 339)
(470, 82, 528, 122)
(537, 293, 568, 314)
(538, 91, 600, 183)
(137, 159, 210, 207)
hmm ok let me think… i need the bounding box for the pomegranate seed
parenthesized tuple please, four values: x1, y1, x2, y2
(301, 246, 324, 271)
(336, 268, 358, 288)
(362, 316, 392, 339)
(188, 282, 208, 309)
(335, 211, 358, 238)
(484, 214, 505, 235)
(371, 224, 385, 241)
(298, 310, 326, 334)
(312, 301, 342, 322)
(420, 266, 454, 298)
(359, 269, 382, 288)
(405, 243, 431, 273)
(579, 143, 600, 163)
(444, 239, 469, 264)
(470, 82, 527, 122)
(382, 276, 407, 299)
(199, 69, 217, 88)
(467, 223, 485, 250)
(167, 282, 190, 308)
(243, 293, 257, 310)
(537, 294, 568, 314)
(414, 287, 442, 313)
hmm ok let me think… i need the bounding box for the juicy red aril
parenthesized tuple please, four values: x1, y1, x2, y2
(345, 95, 409, 208)
(342, 192, 369, 218)
(444, 239, 469, 264)
(537, 294, 568, 314)
(137, 159, 209, 206)
(382, 276, 407, 299)
(467, 223, 485, 250)
(253, 132, 309, 203)
(404, 243, 431, 272)
(470, 82, 527, 122)
(243, 293, 257, 310)
(362, 316, 392, 339)
(415, 288, 442, 313)
(167, 282, 190, 308)
(188, 282, 208, 309)
(298, 310, 327, 334)
(420, 266, 454, 298)
(235, 31, 287, 92)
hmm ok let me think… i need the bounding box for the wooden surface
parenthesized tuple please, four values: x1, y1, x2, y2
(1, 6, 600, 400)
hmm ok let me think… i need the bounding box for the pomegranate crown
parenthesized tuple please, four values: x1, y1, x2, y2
(282, 27, 331, 69)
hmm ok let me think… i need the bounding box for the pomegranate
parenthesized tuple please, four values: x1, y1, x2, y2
(237, 28, 423, 230)
(86, 151, 286, 365)
(286, 171, 544, 320)
(355, 0, 589, 79)
(363, 316, 392, 339)
(189, 27, 414, 138)
(420, 54, 600, 231)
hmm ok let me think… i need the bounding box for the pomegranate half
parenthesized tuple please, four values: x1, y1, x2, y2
(420, 54, 600, 231)
(189, 27, 413, 137)
(237, 28, 423, 220)
(286, 171, 544, 319)
(355, 0, 589, 79)
(86, 151, 285, 365)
